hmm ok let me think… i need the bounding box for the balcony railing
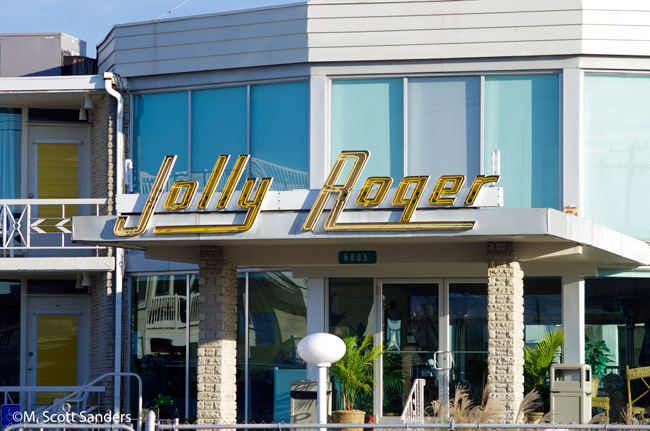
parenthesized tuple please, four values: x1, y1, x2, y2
(0, 198, 108, 257)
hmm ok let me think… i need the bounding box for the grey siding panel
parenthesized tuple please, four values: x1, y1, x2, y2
(97, 0, 650, 77)
(308, 26, 584, 48)
(307, 11, 584, 33)
(113, 48, 310, 77)
(112, 20, 308, 50)
(307, 0, 582, 18)
(112, 34, 308, 64)
(99, 3, 309, 76)
(306, 0, 585, 61)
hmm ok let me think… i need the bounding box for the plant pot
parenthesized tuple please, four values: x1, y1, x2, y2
(526, 411, 544, 423)
(332, 410, 365, 431)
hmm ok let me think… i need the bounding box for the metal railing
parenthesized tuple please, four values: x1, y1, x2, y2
(1, 372, 142, 431)
(401, 378, 426, 424)
(0, 385, 106, 413)
(0, 198, 107, 257)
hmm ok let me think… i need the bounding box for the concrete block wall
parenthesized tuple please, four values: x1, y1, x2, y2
(486, 241, 525, 423)
(196, 246, 238, 424)
(89, 93, 117, 410)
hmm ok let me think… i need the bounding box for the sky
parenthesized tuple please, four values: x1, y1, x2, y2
(0, 0, 296, 57)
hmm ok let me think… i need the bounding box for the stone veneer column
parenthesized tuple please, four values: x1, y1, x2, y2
(197, 246, 238, 424)
(486, 242, 525, 423)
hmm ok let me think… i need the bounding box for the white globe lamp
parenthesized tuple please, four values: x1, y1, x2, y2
(297, 333, 346, 427)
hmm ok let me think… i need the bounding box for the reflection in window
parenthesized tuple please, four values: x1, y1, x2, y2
(484, 74, 561, 209)
(329, 279, 376, 414)
(0, 109, 21, 199)
(133, 82, 309, 194)
(251, 82, 309, 191)
(0, 280, 20, 386)
(246, 272, 308, 423)
(584, 74, 650, 239)
(191, 87, 247, 191)
(449, 283, 488, 403)
(408, 77, 480, 177)
(131, 275, 190, 419)
(586, 277, 650, 422)
(133, 93, 189, 193)
(524, 278, 562, 346)
(331, 79, 404, 179)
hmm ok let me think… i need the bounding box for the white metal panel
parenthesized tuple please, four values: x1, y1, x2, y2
(308, 26, 584, 48)
(307, 11, 583, 33)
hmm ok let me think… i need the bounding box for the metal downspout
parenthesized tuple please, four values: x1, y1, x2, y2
(104, 72, 125, 416)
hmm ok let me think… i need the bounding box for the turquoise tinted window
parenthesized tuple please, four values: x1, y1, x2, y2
(0, 108, 21, 198)
(584, 74, 650, 239)
(251, 82, 309, 191)
(331, 79, 404, 178)
(192, 87, 247, 191)
(133, 92, 188, 193)
(408, 77, 480, 177)
(484, 74, 560, 209)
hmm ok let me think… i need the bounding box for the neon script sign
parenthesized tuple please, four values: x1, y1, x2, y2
(114, 151, 499, 237)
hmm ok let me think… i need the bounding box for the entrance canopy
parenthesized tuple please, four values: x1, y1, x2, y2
(72, 199, 650, 278)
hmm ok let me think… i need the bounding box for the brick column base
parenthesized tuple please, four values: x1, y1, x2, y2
(486, 242, 525, 423)
(196, 246, 238, 424)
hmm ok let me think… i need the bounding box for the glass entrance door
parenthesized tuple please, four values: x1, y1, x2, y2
(447, 280, 488, 404)
(378, 279, 487, 419)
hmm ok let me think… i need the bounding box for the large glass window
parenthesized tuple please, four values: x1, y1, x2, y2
(524, 278, 562, 346)
(244, 271, 308, 423)
(330, 75, 560, 209)
(133, 82, 309, 194)
(331, 79, 404, 178)
(0, 108, 21, 198)
(408, 77, 480, 178)
(586, 277, 650, 422)
(251, 82, 309, 190)
(484, 74, 561, 209)
(133, 93, 189, 193)
(131, 275, 192, 419)
(191, 87, 247, 190)
(584, 74, 650, 239)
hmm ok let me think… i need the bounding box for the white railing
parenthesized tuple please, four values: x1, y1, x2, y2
(401, 378, 426, 424)
(0, 385, 106, 414)
(0, 198, 107, 257)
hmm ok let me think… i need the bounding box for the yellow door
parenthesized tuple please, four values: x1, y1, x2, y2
(35, 314, 78, 404)
(37, 143, 78, 231)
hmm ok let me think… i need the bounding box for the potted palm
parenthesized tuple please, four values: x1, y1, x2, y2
(523, 329, 564, 416)
(330, 334, 384, 429)
(585, 336, 614, 394)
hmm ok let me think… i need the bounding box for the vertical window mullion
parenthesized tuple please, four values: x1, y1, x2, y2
(247, 86, 251, 178)
(185, 274, 190, 419)
(480, 75, 485, 175)
(403, 77, 408, 176)
(244, 272, 250, 423)
(187, 91, 192, 181)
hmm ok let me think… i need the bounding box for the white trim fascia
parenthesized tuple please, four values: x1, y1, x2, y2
(0, 75, 104, 93)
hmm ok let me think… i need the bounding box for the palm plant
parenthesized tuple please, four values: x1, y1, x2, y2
(585, 336, 614, 380)
(523, 329, 564, 409)
(330, 334, 384, 411)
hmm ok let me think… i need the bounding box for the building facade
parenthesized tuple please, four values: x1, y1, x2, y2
(7, 0, 650, 425)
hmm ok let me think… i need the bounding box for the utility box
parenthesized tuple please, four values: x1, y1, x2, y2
(290, 380, 332, 423)
(550, 364, 592, 423)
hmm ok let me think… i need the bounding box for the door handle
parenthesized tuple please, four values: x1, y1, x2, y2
(433, 350, 453, 371)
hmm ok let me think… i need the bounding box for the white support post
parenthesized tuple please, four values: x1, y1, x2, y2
(306, 278, 327, 380)
(562, 277, 585, 364)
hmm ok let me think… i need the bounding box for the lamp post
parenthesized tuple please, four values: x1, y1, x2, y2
(297, 333, 346, 429)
